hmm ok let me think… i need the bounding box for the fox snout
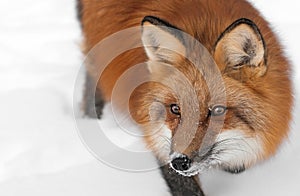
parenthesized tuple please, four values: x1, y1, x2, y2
(169, 151, 210, 177)
(170, 154, 192, 172)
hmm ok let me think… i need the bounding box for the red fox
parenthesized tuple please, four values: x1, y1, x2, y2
(77, 0, 293, 195)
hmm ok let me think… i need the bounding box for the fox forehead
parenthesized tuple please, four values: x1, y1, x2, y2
(148, 59, 212, 101)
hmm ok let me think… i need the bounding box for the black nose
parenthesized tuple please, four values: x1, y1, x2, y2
(171, 155, 191, 171)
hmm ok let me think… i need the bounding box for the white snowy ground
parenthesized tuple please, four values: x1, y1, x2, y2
(0, 0, 299, 195)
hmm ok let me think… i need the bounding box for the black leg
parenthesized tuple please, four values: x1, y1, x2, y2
(83, 73, 105, 119)
(76, 0, 83, 22)
(160, 165, 205, 196)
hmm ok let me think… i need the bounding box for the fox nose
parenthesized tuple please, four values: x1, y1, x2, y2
(171, 155, 191, 171)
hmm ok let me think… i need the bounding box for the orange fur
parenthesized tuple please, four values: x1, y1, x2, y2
(79, 0, 293, 169)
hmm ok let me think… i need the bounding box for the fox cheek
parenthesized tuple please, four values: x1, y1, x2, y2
(214, 130, 264, 170)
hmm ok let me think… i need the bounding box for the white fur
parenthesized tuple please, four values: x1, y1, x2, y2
(214, 130, 263, 169)
(149, 125, 172, 163)
(170, 130, 264, 177)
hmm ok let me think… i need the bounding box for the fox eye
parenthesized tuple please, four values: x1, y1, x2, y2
(209, 105, 227, 116)
(170, 104, 180, 115)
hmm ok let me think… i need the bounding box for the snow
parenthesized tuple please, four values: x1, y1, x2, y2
(0, 0, 299, 195)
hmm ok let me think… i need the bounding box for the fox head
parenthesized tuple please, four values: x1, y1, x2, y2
(129, 16, 291, 176)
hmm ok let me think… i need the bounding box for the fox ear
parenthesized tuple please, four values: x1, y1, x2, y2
(141, 16, 186, 65)
(214, 18, 267, 80)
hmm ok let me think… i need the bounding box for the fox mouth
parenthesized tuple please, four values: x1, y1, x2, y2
(170, 158, 220, 177)
(170, 164, 209, 177)
(169, 144, 222, 177)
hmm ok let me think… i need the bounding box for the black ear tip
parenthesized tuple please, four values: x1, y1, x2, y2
(141, 16, 179, 30)
(226, 18, 258, 29)
(226, 18, 263, 41)
(233, 18, 262, 36)
(141, 16, 160, 26)
(235, 18, 256, 26)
